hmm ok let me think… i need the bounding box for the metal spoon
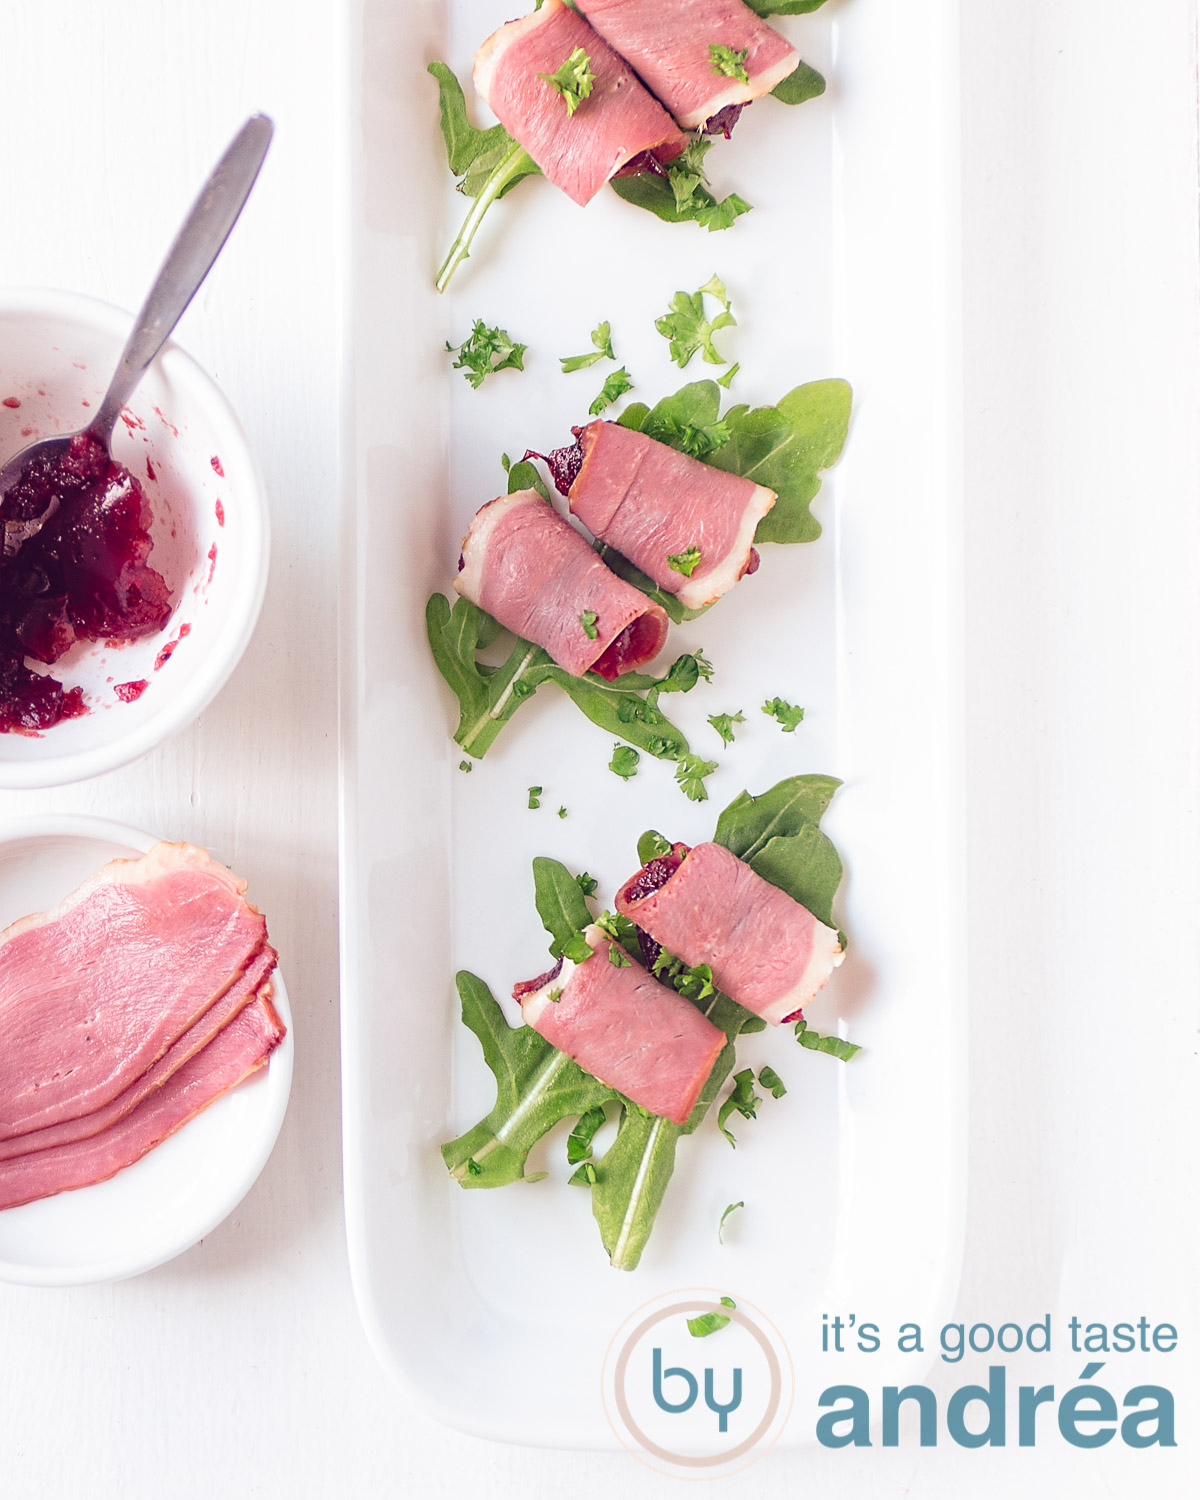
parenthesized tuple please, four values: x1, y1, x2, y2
(0, 113, 273, 558)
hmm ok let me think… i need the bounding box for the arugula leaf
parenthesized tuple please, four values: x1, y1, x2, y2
(762, 696, 805, 732)
(675, 753, 717, 801)
(533, 856, 595, 956)
(718, 1201, 744, 1244)
(796, 1017, 861, 1061)
(745, 0, 830, 14)
(502, 452, 550, 501)
(707, 379, 852, 544)
(610, 744, 640, 779)
(441, 972, 614, 1187)
(659, 649, 714, 692)
(688, 1297, 736, 1337)
(426, 593, 694, 764)
(667, 545, 702, 577)
(429, 63, 541, 292)
(561, 321, 615, 373)
(608, 944, 632, 968)
(708, 710, 745, 745)
(590, 366, 633, 416)
(447, 321, 527, 388)
(759, 1065, 787, 1098)
(717, 1067, 761, 1146)
(528, 785, 542, 809)
(539, 46, 596, 116)
(596, 909, 638, 946)
(576, 871, 598, 898)
(709, 43, 750, 83)
(569, 1161, 599, 1186)
(567, 1103, 608, 1164)
(637, 829, 672, 863)
(772, 60, 826, 105)
(610, 137, 752, 232)
(713, 772, 842, 862)
(655, 276, 736, 368)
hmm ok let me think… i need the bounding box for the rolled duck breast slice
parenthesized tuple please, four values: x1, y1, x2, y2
(616, 841, 844, 1025)
(0, 993, 286, 1213)
(0, 842, 269, 1141)
(575, 0, 801, 131)
(517, 924, 726, 1125)
(454, 489, 669, 679)
(473, 0, 687, 206)
(0, 945, 278, 1163)
(565, 421, 775, 610)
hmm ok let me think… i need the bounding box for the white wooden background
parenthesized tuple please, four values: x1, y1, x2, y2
(0, 2, 1197, 1496)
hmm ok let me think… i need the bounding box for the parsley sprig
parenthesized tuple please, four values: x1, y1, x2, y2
(447, 320, 527, 388)
(709, 43, 750, 83)
(561, 321, 616, 373)
(539, 46, 596, 116)
(763, 696, 805, 732)
(655, 276, 736, 368)
(589, 366, 633, 415)
(667, 545, 702, 578)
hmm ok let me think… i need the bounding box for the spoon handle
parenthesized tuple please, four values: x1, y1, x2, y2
(90, 113, 274, 443)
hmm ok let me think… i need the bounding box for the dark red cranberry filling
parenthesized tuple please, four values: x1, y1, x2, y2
(703, 104, 746, 139)
(525, 432, 585, 498)
(591, 611, 662, 681)
(512, 956, 564, 1001)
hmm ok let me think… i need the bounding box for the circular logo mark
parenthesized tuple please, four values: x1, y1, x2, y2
(602, 1289, 794, 1478)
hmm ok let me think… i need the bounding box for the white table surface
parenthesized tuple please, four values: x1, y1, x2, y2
(1, 2, 1197, 1496)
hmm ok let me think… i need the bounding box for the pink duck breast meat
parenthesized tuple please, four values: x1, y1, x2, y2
(0, 842, 268, 1141)
(517, 925, 725, 1125)
(566, 420, 776, 609)
(616, 841, 844, 1025)
(473, 0, 687, 206)
(575, 0, 801, 131)
(454, 489, 669, 679)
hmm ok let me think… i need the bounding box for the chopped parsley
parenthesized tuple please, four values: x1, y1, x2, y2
(762, 696, 805, 732)
(709, 43, 750, 83)
(575, 871, 599, 898)
(546, 987, 563, 1004)
(759, 1065, 787, 1099)
(608, 943, 632, 968)
(528, 785, 542, 809)
(557, 805, 568, 819)
(458, 759, 473, 772)
(560, 320, 615, 372)
(465, 1156, 483, 1178)
(667, 544, 702, 577)
(609, 744, 640, 780)
(687, 1297, 736, 1337)
(717, 1068, 761, 1147)
(648, 414, 731, 459)
(446, 320, 527, 388)
(717, 361, 740, 389)
(589, 366, 633, 415)
(659, 649, 714, 694)
(675, 753, 717, 801)
(568, 1161, 598, 1186)
(539, 46, 595, 115)
(708, 710, 745, 746)
(655, 275, 736, 368)
(795, 1016, 861, 1061)
(718, 1201, 744, 1244)
(567, 1104, 607, 1163)
(579, 609, 599, 640)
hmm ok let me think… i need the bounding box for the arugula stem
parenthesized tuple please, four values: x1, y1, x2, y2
(436, 143, 536, 293)
(457, 639, 542, 756)
(610, 1115, 669, 1270)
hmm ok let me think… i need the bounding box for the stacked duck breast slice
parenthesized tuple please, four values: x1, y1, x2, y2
(0, 842, 284, 1211)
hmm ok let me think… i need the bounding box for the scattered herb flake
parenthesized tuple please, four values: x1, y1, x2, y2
(659, 649, 713, 695)
(675, 961, 716, 1003)
(465, 1156, 483, 1178)
(609, 137, 752, 232)
(709, 43, 750, 83)
(687, 1296, 737, 1337)
(558, 805, 568, 819)
(610, 744, 641, 780)
(717, 362, 740, 389)
(795, 1016, 861, 1061)
(667, 544, 702, 578)
(561, 320, 615, 373)
(675, 753, 717, 801)
(637, 829, 672, 863)
(528, 785, 542, 809)
(655, 276, 736, 368)
(719, 1201, 744, 1244)
(539, 46, 596, 116)
(762, 696, 805, 732)
(590, 366, 634, 415)
(717, 1068, 761, 1146)
(568, 1160, 598, 1186)
(446, 320, 528, 389)
(575, 871, 599, 898)
(567, 1104, 608, 1164)
(546, 987, 563, 1004)
(759, 1065, 787, 1099)
(608, 944, 632, 968)
(708, 710, 745, 746)
(563, 931, 595, 964)
(579, 609, 599, 640)
(459, 759, 473, 772)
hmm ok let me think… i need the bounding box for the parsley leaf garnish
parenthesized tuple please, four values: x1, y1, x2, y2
(575, 871, 599, 898)
(708, 710, 745, 745)
(563, 931, 595, 964)
(688, 1297, 737, 1337)
(539, 46, 596, 116)
(675, 753, 717, 801)
(608, 944, 632, 968)
(557, 805, 568, 819)
(795, 1016, 861, 1061)
(568, 1161, 598, 1186)
(561, 320, 615, 373)
(718, 1201, 744, 1244)
(459, 759, 473, 772)
(528, 785, 542, 809)
(759, 1065, 787, 1098)
(609, 137, 752, 233)
(655, 275, 736, 368)
(717, 1068, 761, 1146)
(762, 696, 805, 732)
(638, 830, 672, 863)
(567, 1104, 607, 1164)
(446, 320, 527, 389)
(648, 414, 731, 459)
(658, 649, 714, 694)
(717, 362, 739, 389)
(546, 987, 563, 1004)
(579, 609, 599, 639)
(667, 545, 702, 577)
(589, 366, 634, 415)
(609, 743, 640, 779)
(709, 43, 750, 83)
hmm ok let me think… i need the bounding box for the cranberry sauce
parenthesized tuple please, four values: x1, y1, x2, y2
(703, 104, 746, 139)
(526, 432, 584, 497)
(0, 432, 172, 732)
(591, 611, 663, 681)
(616, 843, 689, 970)
(512, 956, 564, 1001)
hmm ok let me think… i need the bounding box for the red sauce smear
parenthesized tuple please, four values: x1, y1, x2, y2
(114, 678, 149, 703)
(210, 455, 224, 477)
(154, 620, 191, 670)
(0, 432, 172, 733)
(206, 543, 217, 585)
(145, 458, 157, 482)
(2, 398, 20, 410)
(512, 956, 564, 1001)
(214, 499, 225, 527)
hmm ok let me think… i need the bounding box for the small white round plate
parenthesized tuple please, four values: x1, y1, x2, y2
(0, 815, 293, 1286)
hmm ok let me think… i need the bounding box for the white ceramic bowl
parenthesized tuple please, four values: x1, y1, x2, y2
(0, 816, 293, 1286)
(0, 289, 269, 788)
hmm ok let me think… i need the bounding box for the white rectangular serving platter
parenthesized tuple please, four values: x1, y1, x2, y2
(340, 0, 965, 1447)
